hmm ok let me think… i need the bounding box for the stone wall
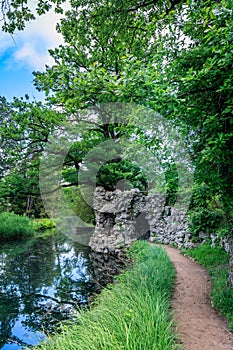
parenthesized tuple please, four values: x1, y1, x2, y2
(89, 186, 232, 280)
(89, 186, 192, 253)
(148, 204, 193, 249)
(89, 186, 149, 253)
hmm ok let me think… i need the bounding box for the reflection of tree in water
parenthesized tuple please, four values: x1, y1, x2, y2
(0, 233, 96, 348)
(0, 294, 21, 348)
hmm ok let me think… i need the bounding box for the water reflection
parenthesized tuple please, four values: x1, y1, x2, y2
(0, 232, 96, 349)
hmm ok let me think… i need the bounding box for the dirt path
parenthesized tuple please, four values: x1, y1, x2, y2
(163, 245, 233, 350)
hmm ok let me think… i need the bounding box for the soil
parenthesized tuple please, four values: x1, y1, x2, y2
(163, 245, 233, 350)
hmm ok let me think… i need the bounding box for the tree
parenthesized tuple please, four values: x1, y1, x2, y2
(33, 0, 233, 233)
(162, 1, 233, 215)
(2, 0, 233, 226)
(0, 96, 63, 216)
(33, 0, 184, 110)
(0, 0, 66, 33)
(0, 0, 183, 33)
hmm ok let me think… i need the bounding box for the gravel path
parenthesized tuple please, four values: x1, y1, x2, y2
(164, 245, 233, 350)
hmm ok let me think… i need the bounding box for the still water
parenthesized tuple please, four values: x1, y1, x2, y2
(0, 232, 96, 349)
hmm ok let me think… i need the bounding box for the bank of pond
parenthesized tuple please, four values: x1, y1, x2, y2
(0, 220, 178, 350)
(35, 241, 178, 350)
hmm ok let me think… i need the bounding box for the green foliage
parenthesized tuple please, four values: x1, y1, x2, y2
(189, 208, 226, 236)
(97, 159, 148, 192)
(36, 242, 178, 350)
(33, 0, 181, 108)
(182, 243, 233, 330)
(32, 0, 233, 220)
(167, 0, 233, 214)
(211, 267, 233, 330)
(0, 97, 64, 217)
(0, 97, 61, 167)
(190, 183, 213, 209)
(1, 0, 185, 34)
(0, 170, 44, 217)
(1, 0, 233, 230)
(64, 186, 95, 225)
(32, 218, 56, 231)
(182, 242, 229, 267)
(0, 0, 66, 33)
(164, 163, 179, 206)
(0, 212, 34, 241)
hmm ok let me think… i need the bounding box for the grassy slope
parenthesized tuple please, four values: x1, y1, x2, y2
(36, 241, 179, 350)
(182, 243, 233, 331)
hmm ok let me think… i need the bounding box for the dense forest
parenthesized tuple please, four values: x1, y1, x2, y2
(0, 0, 232, 249)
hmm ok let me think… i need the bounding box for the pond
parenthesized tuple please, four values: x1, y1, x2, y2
(0, 231, 98, 349)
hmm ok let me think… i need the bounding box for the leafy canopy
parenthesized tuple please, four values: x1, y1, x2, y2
(1, 0, 233, 225)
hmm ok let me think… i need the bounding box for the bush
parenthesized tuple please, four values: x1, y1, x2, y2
(32, 218, 56, 231)
(189, 208, 225, 236)
(189, 182, 212, 209)
(0, 212, 34, 241)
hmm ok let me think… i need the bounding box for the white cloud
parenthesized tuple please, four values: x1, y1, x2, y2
(0, 4, 68, 71)
(14, 41, 55, 70)
(14, 9, 65, 70)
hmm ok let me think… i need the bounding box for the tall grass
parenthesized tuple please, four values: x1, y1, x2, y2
(0, 212, 34, 241)
(182, 243, 233, 331)
(36, 241, 179, 350)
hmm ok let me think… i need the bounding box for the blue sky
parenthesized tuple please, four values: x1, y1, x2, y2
(0, 10, 64, 101)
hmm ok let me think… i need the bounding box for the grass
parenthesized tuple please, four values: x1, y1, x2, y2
(182, 242, 233, 331)
(0, 213, 57, 241)
(0, 212, 34, 241)
(35, 241, 180, 350)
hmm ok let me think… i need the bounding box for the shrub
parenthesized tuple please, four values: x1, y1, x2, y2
(32, 218, 56, 231)
(189, 208, 225, 236)
(189, 182, 212, 209)
(0, 212, 34, 241)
